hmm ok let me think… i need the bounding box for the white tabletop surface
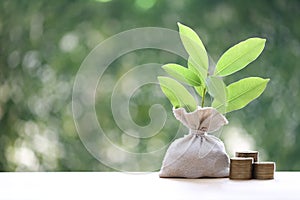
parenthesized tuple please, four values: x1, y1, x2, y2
(0, 172, 298, 200)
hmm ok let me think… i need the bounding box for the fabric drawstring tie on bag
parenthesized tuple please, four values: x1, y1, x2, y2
(190, 129, 208, 159)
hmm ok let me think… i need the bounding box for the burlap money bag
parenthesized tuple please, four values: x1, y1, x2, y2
(159, 107, 230, 178)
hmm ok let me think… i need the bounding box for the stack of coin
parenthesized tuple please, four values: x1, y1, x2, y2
(229, 157, 253, 180)
(253, 162, 275, 180)
(236, 151, 259, 162)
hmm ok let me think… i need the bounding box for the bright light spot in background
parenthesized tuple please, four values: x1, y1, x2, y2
(11, 145, 39, 171)
(59, 32, 79, 52)
(121, 133, 140, 149)
(93, 0, 112, 2)
(22, 50, 41, 69)
(135, 0, 156, 10)
(222, 125, 256, 157)
(5, 120, 65, 171)
(106, 146, 126, 164)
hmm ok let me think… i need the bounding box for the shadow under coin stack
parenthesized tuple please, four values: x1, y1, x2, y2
(229, 151, 275, 180)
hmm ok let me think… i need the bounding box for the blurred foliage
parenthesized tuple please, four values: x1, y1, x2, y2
(0, 0, 300, 171)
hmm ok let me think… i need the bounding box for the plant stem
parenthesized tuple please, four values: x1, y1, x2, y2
(201, 88, 206, 107)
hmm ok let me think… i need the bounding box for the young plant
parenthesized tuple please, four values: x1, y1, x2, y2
(158, 22, 270, 114)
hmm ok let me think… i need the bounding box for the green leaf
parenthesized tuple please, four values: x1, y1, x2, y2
(162, 63, 202, 86)
(187, 57, 207, 97)
(212, 77, 270, 113)
(188, 57, 207, 81)
(178, 22, 208, 71)
(158, 76, 197, 112)
(206, 76, 227, 104)
(215, 38, 266, 76)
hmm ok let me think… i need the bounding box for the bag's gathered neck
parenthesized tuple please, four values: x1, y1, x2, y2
(173, 106, 228, 135)
(189, 128, 207, 136)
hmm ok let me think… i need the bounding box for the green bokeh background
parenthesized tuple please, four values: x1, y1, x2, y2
(0, 0, 299, 171)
